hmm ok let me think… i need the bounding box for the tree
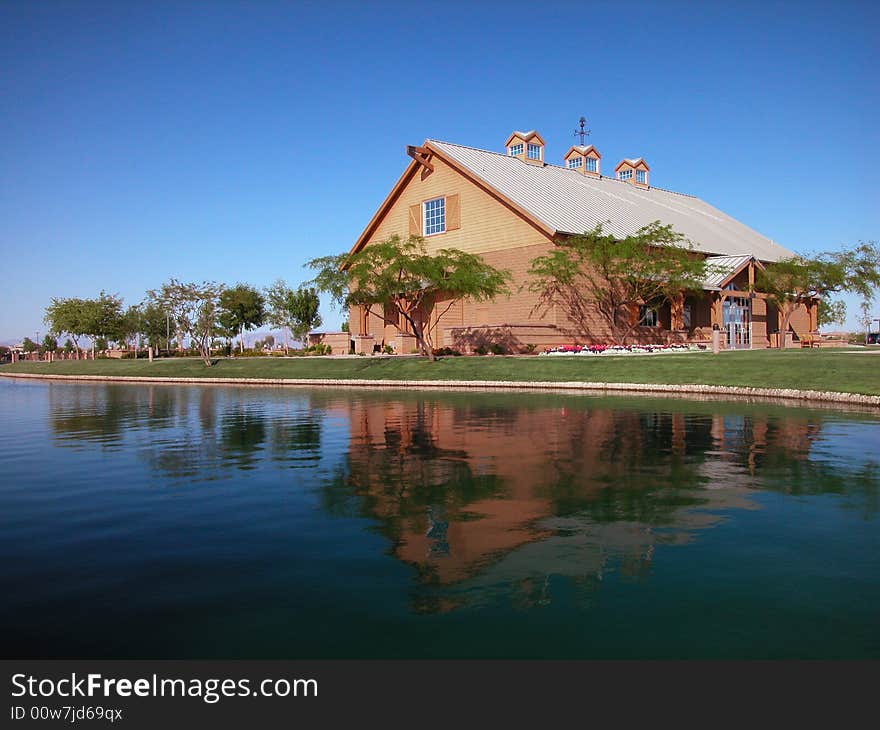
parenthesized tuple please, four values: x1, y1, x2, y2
(341, 320, 349, 333)
(44, 297, 90, 359)
(858, 299, 874, 345)
(757, 241, 880, 348)
(139, 301, 171, 351)
(219, 284, 265, 354)
(21, 337, 39, 354)
(190, 291, 223, 365)
(528, 222, 710, 345)
(116, 305, 143, 357)
(265, 280, 322, 351)
(147, 280, 223, 365)
(42, 334, 58, 353)
(147, 278, 203, 353)
(62, 339, 74, 353)
(78, 292, 123, 357)
(308, 234, 511, 360)
(817, 299, 847, 329)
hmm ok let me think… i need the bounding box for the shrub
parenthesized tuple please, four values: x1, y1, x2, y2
(382, 344, 394, 355)
(489, 344, 507, 355)
(433, 347, 461, 357)
(474, 346, 488, 356)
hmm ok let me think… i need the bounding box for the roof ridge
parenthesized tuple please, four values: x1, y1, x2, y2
(427, 139, 697, 199)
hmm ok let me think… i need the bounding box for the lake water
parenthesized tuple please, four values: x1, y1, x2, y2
(1, 378, 879, 659)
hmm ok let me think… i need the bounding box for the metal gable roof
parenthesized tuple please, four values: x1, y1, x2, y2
(700, 255, 754, 290)
(427, 140, 795, 263)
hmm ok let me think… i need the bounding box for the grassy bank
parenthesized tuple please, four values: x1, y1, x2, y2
(3, 349, 879, 395)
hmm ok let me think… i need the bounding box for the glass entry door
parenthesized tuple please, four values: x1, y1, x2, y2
(722, 297, 752, 349)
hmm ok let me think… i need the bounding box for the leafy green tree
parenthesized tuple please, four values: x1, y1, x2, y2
(219, 284, 266, 354)
(308, 235, 510, 360)
(62, 339, 74, 353)
(341, 320, 349, 333)
(77, 292, 123, 357)
(757, 242, 880, 348)
(265, 280, 322, 351)
(116, 305, 144, 357)
(21, 337, 39, 354)
(148, 278, 209, 352)
(857, 299, 874, 345)
(147, 280, 224, 365)
(139, 301, 171, 351)
(42, 334, 58, 353)
(528, 221, 709, 345)
(190, 292, 223, 365)
(44, 297, 90, 359)
(818, 299, 847, 329)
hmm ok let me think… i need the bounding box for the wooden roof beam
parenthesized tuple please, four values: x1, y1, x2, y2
(406, 145, 434, 179)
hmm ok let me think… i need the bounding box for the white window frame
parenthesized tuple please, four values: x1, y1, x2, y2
(567, 157, 583, 169)
(640, 305, 659, 327)
(527, 143, 542, 160)
(508, 143, 524, 156)
(619, 169, 633, 181)
(423, 197, 446, 236)
(585, 157, 598, 173)
(636, 169, 647, 184)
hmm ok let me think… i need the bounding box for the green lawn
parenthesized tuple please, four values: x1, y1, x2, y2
(3, 348, 879, 395)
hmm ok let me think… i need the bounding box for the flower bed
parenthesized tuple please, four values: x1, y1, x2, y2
(540, 343, 707, 356)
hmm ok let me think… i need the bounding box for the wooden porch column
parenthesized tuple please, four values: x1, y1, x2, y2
(670, 292, 685, 330)
(711, 293, 724, 328)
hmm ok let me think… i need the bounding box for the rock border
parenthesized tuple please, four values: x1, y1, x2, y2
(2, 371, 878, 407)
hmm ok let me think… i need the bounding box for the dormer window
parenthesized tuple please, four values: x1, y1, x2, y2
(563, 145, 601, 177)
(505, 131, 545, 164)
(615, 158, 650, 186)
(423, 197, 445, 235)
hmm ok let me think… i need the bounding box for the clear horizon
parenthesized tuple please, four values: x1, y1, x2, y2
(1, 0, 878, 344)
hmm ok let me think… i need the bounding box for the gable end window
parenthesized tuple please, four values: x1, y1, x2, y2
(636, 169, 646, 183)
(508, 143, 524, 156)
(527, 143, 542, 160)
(567, 157, 583, 169)
(423, 197, 446, 236)
(618, 169, 633, 181)
(585, 157, 598, 172)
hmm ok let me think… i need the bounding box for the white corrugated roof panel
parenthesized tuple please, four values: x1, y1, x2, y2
(701, 255, 753, 290)
(428, 140, 795, 262)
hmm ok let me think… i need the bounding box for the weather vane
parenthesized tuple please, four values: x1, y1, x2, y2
(573, 116, 591, 145)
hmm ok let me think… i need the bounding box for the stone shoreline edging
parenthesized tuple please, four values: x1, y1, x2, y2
(2, 370, 879, 407)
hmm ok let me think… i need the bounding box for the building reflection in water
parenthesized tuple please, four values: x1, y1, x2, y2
(324, 394, 873, 612)
(47, 384, 879, 612)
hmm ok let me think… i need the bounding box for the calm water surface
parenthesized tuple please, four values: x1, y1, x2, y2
(1, 378, 879, 658)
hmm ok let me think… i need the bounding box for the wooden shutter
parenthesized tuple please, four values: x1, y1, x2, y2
(446, 193, 460, 231)
(409, 204, 421, 236)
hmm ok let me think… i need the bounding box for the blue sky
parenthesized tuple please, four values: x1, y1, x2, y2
(1, 0, 878, 343)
